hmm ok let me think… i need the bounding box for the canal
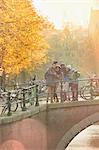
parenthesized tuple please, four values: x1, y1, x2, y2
(66, 122, 99, 150)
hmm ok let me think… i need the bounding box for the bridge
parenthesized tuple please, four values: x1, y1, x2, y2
(0, 100, 99, 150)
(0, 79, 99, 150)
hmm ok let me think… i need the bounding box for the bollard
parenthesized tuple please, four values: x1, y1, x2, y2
(35, 85, 39, 106)
(22, 89, 27, 111)
(7, 92, 12, 116)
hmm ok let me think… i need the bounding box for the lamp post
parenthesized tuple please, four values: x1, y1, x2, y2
(0, 67, 3, 90)
(5, 74, 9, 90)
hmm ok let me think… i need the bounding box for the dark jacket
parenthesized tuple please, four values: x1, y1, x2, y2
(45, 67, 61, 86)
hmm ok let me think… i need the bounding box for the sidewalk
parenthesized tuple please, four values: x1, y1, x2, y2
(0, 96, 98, 125)
(0, 100, 47, 125)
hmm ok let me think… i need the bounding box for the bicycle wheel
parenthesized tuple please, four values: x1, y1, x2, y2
(1, 105, 8, 115)
(10, 91, 20, 112)
(80, 86, 86, 99)
(83, 85, 96, 100)
(11, 101, 19, 112)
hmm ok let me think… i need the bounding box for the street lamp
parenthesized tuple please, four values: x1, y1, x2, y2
(5, 74, 9, 90)
(0, 67, 3, 90)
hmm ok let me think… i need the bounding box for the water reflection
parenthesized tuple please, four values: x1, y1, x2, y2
(66, 122, 99, 150)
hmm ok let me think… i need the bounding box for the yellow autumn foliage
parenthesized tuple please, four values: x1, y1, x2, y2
(0, 0, 49, 75)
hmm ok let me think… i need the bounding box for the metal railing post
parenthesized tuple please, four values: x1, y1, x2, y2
(60, 81, 64, 102)
(90, 79, 93, 100)
(35, 85, 39, 106)
(31, 86, 35, 105)
(22, 88, 27, 111)
(7, 91, 12, 116)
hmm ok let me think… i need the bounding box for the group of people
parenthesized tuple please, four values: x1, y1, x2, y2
(44, 61, 80, 103)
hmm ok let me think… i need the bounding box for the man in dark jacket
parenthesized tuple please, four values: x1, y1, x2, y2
(45, 61, 58, 103)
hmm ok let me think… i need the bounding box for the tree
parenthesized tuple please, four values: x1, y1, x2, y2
(0, 0, 48, 75)
(38, 25, 95, 77)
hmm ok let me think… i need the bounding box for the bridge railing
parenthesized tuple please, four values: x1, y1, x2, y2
(0, 77, 99, 116)
(0, 84, 39, 116)
(37, 77, 99, 102)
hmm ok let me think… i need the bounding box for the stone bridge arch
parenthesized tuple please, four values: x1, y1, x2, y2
(56, 112, 99, 150)
(47, 100, 99, 150)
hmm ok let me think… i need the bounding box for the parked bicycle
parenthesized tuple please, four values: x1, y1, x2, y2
(80, 77, 99, 100)
(1, 85, 36, 115)
(1, 90, 21, 115)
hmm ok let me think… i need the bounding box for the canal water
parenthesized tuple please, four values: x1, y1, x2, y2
(66, 122, 99, 150)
